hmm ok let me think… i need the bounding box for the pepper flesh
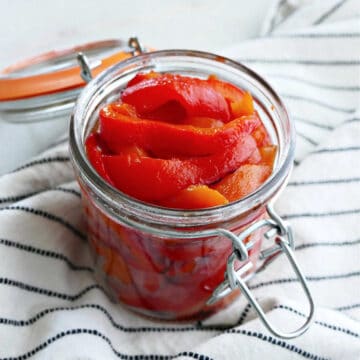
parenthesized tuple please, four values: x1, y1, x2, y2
(100, 103, 261, 157)
(158, 185, 229, 209)
(212, 164, 272, 201)
(102, 133, 257, 202)
(85, 133, 113, 185)
(86, 71, 276, 206)
(122, 73, 231, 122)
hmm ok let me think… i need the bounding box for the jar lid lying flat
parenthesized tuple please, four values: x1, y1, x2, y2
(0, 39, 135, 123)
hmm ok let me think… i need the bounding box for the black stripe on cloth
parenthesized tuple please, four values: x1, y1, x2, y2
(225, 328, 328, 360)
(293, 116, 334, 130)
(313, 0, 348, 25)
(175, 352, 214, 360)
(296, 238, 360, 250)
(342, 117, 360, 124)
(0, 190, 42, 204)
(42, 186, 80, 197)
(0, 328, 179, 360)
(0, 238, 93, 273)
(0, 303, 354, 359)
(237, 58, 360, 66)
(274, 304, 360, 339)
(235, 302, 360, 341)
(10, 156, 71, 173)
(0, 205, 86, 240)
(0, 303, 223, 333)
(288, 177, 360, 186)
(1, 299, 358, 342)
(313, 146, 360, 154)
(266, 0, 287, 34)
(297, 131, 319, 146)
(272, 32, 360, 38)
(336, 303, 360, 311)
(236, 303, 252, 326)
(267, 73, 360, 91)
(283, 208, 360, 219)
(0, 278, 104, 301)
(282, 93, 356, 113)
(249, 270, 360, 290)
(0, 187, 81, 204)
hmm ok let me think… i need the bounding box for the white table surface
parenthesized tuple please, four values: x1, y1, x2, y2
(0, 0, 269, 174)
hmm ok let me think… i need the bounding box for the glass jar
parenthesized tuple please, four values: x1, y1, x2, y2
(69, 50, 314, 339)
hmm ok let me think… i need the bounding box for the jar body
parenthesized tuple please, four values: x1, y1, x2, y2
(70, 50, 294, 322)
(81, 181, 264, 320)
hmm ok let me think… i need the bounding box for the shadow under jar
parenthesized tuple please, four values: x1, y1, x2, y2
(69, 50, 314, 338)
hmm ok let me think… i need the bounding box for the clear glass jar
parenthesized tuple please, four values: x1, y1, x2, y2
(69, 50, 314, 338)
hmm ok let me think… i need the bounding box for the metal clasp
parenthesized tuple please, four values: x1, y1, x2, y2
(127, 37, 145, 56)
(77, 36, 144, 83)
(207, 204, 315, 339)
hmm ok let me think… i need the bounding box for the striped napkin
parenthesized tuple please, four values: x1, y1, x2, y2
(0, 0, 359, 358)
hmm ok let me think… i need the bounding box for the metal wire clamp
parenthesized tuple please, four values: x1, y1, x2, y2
(207, 204, 315, 339)
(77, 36, 144, 83)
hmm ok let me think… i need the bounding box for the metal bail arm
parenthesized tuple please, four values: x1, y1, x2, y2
(208, 205, 315, 339)
(77, 52, 93, 83)
(77, 36, 144, 83)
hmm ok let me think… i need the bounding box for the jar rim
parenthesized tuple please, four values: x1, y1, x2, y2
(69, 49, 295, 227)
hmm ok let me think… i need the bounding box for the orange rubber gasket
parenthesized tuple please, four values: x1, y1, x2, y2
(0, 51, 132, 101)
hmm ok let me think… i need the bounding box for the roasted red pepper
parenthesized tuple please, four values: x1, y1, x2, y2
(207, 76, 255, 117)
(158, 185, 229, 209)
(85, 133, 113, 185)
(100, 103, 260, 157)
(122, 73, 231, 122)
(212, 164, 272, 202)
(207, 75, 244, 103)
(102, 133, 257, 202)
(86, 71, 276, 206)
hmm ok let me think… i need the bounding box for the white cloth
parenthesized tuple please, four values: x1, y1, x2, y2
(0, 0, 359, 358)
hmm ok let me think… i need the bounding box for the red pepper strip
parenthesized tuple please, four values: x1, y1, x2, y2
(85, 133, 113, 184)
(207, 76, 245, 103)
(182, 117, 224, 128)
(140, 100, 187, 123)
(259, 145, 277, 166)
(246, 147, 262, 164)
(230, 92, 255, 117)
(126, 73, 186, 123)
(158, 185, 229, 209)
(212, 164, 272, 202)
(121, 73, 231, 122)
(102, 134, 257, 202)
(128, 73, 245, 104)
(246, 145, 278, 166)
(100, 103, 260, 157)
(208, 77, 254, 117)
(252, 119, 271, 147)
(126, 71, 160, 88)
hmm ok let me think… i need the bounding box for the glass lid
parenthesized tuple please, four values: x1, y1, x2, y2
(0, 38, 142, 123)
